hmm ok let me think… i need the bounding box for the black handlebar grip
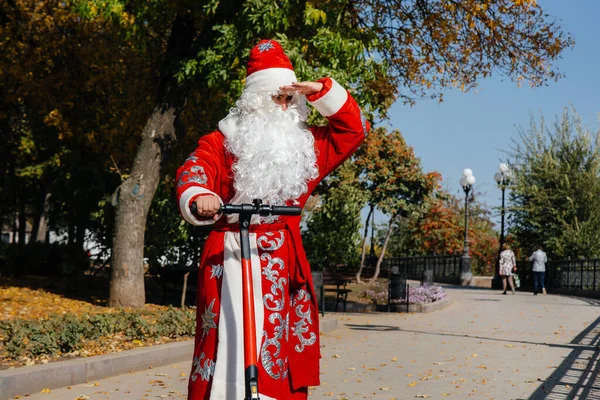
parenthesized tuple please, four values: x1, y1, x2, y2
(190, 202, 199, 217)
(270, 206, 302, 216)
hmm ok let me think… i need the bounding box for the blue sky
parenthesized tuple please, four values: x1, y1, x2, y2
(381, 0, 600, 226)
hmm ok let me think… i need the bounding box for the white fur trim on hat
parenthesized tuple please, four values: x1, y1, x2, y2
(244, 68, 297, 93)
(308, 78, 348, 117)
(179, 186, 223, 226)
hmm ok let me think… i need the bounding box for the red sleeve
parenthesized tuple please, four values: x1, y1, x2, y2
(175, 131, 226, 226)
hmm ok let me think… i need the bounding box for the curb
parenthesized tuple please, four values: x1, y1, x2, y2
(0, 341, 193, 400)
(0, 315, 339, 399)
(320, 314, 338, 333)
(405, 295, 454, 313)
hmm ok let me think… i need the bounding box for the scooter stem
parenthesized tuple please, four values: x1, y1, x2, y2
(239, 213, 260, 400)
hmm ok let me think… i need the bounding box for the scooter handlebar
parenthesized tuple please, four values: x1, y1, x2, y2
(190, 202, 301, 218)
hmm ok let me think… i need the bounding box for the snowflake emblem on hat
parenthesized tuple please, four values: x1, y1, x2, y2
(258, 41, 275, 53)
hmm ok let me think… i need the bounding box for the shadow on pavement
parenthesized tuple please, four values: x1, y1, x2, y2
(344, 324, 597, 353)
(344, 324, 400, 331)
(528, 316, 600, 400)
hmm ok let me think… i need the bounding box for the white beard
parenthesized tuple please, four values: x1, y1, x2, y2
(219, 91, 319, 206)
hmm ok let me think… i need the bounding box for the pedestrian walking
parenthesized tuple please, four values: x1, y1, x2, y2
(528, 245, 548, 295)
(499, 243, 517, 295)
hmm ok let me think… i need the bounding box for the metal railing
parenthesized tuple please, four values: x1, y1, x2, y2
(382, 255, 462, 280)
(516, 258, 600, 290)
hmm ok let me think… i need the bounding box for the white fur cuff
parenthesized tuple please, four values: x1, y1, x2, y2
(308, 78, 348, 117)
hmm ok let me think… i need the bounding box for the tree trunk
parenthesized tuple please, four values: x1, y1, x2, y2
(108, 13, 196, 308)
(181, 271, 190, 307)
(12, 214, 17, 244)
(356, 203, 374, 283)
(30, 192, 51, 243)
(108, 2, 246, 308)
(109, 108, 175, 308)
(17, 198, 26, 245)
(35, 193, 51, 243)
(369, 215, 396, 282)
(30, 192, 42, 243)
(76, 220, 86, 247)
(68, 218, 75, 247)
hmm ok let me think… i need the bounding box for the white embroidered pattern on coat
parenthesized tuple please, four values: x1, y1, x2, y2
(191, 352, 215, 382)
(261, 253, 287, 312)
(177, 165, 208, 187)
(257, 231, 285, 251)
(291, 289, 317, 352)
(210, 264, 223, 279)
(360, 109, 368, 137)
(201, 299, 217, 339)
(258, 230, 289, 380)
(260, 313, 289, 380)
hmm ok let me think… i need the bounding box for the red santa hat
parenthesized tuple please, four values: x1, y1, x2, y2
(244, 39, 297, 93)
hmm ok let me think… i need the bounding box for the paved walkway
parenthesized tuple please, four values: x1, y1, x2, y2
(19, 286, 600, 400)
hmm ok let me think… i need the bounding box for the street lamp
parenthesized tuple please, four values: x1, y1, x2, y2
(492, 163, 512, 288)
(459, 168, 476, 285)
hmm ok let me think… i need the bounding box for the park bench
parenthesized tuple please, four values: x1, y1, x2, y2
(320, 268, 353, 313)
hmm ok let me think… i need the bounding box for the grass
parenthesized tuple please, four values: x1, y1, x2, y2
(0, 275, 192, 368)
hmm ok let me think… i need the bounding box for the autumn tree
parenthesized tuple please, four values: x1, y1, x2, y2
(507, 108, 600, 258)
(0, 0, 149, 264)
(388, 185, 499, 276)
(392, 183, 462, 256)
(355, 127, 438, 282)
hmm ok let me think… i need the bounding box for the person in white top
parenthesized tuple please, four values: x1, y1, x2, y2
(528, 245, 548, 295)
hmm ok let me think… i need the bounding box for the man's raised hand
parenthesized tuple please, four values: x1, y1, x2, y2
(279, 81, 323, 96)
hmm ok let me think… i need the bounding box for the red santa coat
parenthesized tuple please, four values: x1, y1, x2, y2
(176, 78, 369, 400)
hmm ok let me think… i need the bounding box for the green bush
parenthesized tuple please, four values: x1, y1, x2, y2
(155, 307, 196, 337)
(57, 315, 86, 353)
(28, 321, 61, 356)
(124, 313, 153, 340)
(0, 307, 197, 362)
(0, 320, 30, 357)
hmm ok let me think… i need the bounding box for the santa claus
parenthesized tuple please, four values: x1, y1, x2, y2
(176, 39, 369, 399)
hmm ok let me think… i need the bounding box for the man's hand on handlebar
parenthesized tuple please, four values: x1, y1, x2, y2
(194, 195, 221, 220)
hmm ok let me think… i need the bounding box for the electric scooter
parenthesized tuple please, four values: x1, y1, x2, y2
(192, 199, 301, 400)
